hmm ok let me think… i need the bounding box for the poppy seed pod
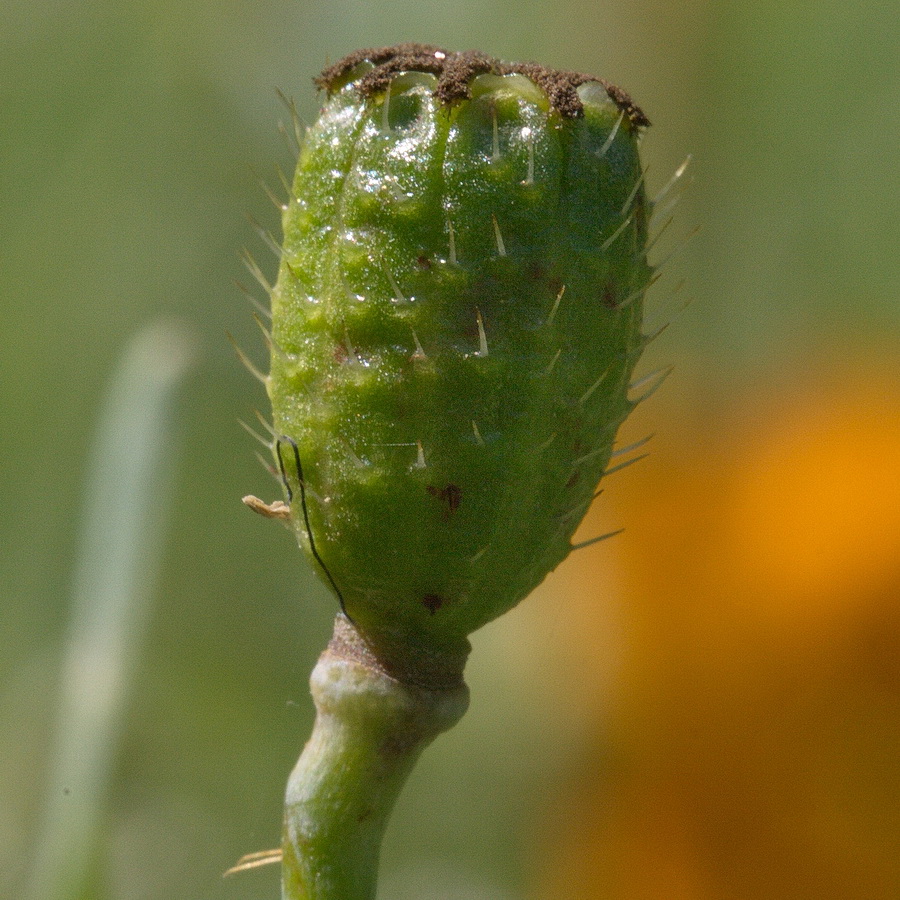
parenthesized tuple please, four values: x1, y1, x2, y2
(267, 45, 652, 676)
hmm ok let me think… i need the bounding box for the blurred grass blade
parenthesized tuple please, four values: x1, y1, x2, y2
(26, 320, 195, 900)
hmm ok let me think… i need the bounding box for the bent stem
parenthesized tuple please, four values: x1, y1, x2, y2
(282, 615, 470, 900)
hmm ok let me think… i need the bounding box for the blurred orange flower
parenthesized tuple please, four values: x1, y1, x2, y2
(535, 359, 900, 899)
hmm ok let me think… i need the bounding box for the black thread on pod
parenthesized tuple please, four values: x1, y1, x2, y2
(276, 436, 349, 618)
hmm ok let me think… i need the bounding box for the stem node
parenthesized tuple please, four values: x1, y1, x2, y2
(282, 615, 469, 900)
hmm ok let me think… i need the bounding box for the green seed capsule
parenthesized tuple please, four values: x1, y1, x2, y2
(268, 45, 652, 672)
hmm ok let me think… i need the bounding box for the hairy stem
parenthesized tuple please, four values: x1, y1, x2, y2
(282, 616, 470, 900)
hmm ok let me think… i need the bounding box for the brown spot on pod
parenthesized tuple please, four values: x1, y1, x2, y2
(602, 283, 619, 309)
(426, 483, 463, 519)
(421, 594, 445, 614)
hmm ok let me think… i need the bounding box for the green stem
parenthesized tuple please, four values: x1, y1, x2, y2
(282, 615, 470, 900)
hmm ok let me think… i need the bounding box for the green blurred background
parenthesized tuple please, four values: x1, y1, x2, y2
(3, 0, 899, 898)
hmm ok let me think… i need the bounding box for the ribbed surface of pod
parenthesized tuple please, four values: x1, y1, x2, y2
(269, 52, 651, 666)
